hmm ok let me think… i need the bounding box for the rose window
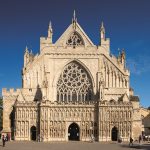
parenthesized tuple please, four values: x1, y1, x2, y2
(66, 32, 84, 47)
(57, 62, 93, 102)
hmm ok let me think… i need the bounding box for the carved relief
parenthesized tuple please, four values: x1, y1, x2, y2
(66, 32, 84, 47)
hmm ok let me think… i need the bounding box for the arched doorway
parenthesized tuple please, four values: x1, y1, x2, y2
(68, 123, 80, 141)
(111, 126, 118, 141)
(30, 126, 36, 141)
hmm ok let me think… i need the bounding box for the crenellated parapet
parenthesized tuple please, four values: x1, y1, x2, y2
(2, 88, 20, 97)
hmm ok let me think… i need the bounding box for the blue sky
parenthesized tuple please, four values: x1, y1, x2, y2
(0, 0, 150, 107)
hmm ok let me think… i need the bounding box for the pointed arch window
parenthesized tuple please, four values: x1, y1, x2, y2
(57, 61, 93, 102)
(66, 32, 84, 47)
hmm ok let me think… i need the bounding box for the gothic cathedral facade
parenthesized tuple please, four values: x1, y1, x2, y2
(2, 13, 142, 142)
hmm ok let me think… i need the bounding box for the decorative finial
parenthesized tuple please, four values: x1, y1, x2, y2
(25, 46, 29, 53)
(48, 21, 53, 42)
(100, 21, 105, 39)
(48, 21, 53, 32)
(73, 10, 76, 21)
(72, 10, 77, 29)
(72, 10, 77, 22)
(121, 48, 126, 59)
(101, 21, 105, 30)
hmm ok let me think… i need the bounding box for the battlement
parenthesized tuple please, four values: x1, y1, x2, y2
(2, 88, 20, 96)
(40, 37, 52, 51)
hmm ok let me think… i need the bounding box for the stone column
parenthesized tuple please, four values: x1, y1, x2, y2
(107, 70, 109, 88)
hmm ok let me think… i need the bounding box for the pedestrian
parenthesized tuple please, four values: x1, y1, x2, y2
(139, 135, 142, 144)
(118, 137, 122, 143)
(37, 134, 40, 142)
(2, 135, 6, 147)
(90, 134, 94, 142)
(7, 133, 10, 141)
(129, 137, 133, 146)
(6, 134, 8, 141)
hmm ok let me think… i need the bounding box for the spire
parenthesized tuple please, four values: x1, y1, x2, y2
(48, 21, 53, 43)
(72, 10, 77, 29)
(100, 21, 105, 39)
(24, 46, 29, 66)
(73, 10, 76, 21)
(49, 21, 52, 32)
(101, 22, 104, 30)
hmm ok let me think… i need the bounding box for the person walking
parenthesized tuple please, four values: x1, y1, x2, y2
(129, 137, 133, 146)
(2, 135, 6, 147)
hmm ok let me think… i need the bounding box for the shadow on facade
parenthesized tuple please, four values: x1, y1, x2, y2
(120, 144, 150, 150)
(10, 107, 15, 140)
(37, 102, 41, 141)
(142, 114, 150, 136)
(34, 85, 42, 141)
(34, 85, 42, 101)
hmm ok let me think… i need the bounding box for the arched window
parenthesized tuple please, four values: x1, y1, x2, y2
(57, 61, 93, 102)
(66, 32, 84, 47)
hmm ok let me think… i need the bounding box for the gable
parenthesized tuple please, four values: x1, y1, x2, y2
(55, 22, 94, 47)
(122, 93, 129, 102)
(120, 92, 129, 102)
(17, 91, 25, 101)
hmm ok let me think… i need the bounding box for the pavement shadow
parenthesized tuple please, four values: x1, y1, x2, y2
(120, 144, 150, 150)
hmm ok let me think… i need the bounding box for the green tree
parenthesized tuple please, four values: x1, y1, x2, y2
(0, 97, 3, 131)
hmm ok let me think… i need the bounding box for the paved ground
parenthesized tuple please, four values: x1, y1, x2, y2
(0, 141, 150, 150)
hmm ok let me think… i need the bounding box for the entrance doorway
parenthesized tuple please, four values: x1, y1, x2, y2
(111, 126, 118, 141)
(68, 123, 80, 141)
(30, 126, 36, 141)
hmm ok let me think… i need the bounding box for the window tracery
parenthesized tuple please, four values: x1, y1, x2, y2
(66, 32, 84, 47)
(57, 62, 93, 102)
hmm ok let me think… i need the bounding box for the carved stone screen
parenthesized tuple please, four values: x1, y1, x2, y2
(66, 32, 84, 47)
(57, 61, 93, 102)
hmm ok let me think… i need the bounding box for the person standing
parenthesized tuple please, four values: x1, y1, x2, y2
(37, 134, 40, 142)
(139, 135, 142, 144)
(90, 134, 94, 142)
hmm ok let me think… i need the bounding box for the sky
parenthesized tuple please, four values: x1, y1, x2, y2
(0, 0, 150, 107)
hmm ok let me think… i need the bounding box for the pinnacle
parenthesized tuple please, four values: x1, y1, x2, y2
(72, 10, 77, 23)
(25, 46, 29, 53)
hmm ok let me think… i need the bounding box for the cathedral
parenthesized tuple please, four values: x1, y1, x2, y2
(2, 12, 142, 142)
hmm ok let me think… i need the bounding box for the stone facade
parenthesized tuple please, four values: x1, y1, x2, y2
(141, 107, 150, 135)
(2, 13, 142, 142)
